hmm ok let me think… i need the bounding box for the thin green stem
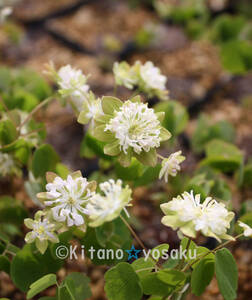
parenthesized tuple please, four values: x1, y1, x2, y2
(177, 238, 191, 270)
(182, 233, 243, 272)
(120, 215, 161, 269)
(18, 96, 54, 130)
(113, 84, 117, 97)
(157, 153, 165, 160)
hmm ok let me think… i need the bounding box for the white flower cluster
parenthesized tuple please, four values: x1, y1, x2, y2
(24, 211, 59, 254)
(161, 191, 235, 241)
(38, 173, 95, 227)
(47, 64, 103, 125)
(57, 65, 90, 112)
(113, 61, 168, 100)
(26, 171, 132, 253)
(159, 151, 185, 182)
(0, 6, 12, 23)
(105, 100, 162, 154)
(87, 179, 132, 227)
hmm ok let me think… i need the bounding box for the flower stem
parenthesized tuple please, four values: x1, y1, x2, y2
(18, 96, 55, 130)
(113, 84, 117, 97)
(182, 233, 243, 272)
(157, 153, 165, 160)
(120, 215, 161, 268)
(177, 238, 191, 270)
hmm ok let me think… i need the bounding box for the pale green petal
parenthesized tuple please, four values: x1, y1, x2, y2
(161, 215, 181, 230)
(24, 218, 34, 229)
(159, 127, 171, 142)
(70, 170, 82, 180)
(118, 151, 132, 167)
(25, 231, 36, 243)
(92, 125, 115, 142)
(35, 239, 48, 254)
(180, 223, 197, 238)
(77, 109, 90, 125)
(135, 149, 157, 167)
(94, 114, 112, 125)
(104, 141, 121, 156)
(101, 96, 123, 115)
(156, 111, 165, 123)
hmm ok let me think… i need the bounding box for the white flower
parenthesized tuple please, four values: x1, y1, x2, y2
(0, 6, 12, 23)
(0, 152, 16, 177)
(24, 211, 59, 254)
(161, 191, 234, 241)
(56, 65, 90, 112)
(37, 172, 96, 227)
(238, 221, 252, 237)
(87, 179, 132, 227)
(105, 100, 162, 154)
(57, 65, 89, 98)
(113, 62, 138, 89)
(139, 61, 167, 91)
(194, 197, 235, 241)
(159, 151, 185, 182)
(77, 92, 103, 128)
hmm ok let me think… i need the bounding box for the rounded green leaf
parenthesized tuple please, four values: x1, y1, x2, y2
(215, 248, 238, 300)
(191, 258, 215, 296)
(105, 262, 143, 300)
(32, 144, 59, 178)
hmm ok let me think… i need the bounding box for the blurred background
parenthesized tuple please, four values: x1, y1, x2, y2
(0, 0, 252, 299)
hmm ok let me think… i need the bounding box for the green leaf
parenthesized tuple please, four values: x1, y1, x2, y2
(115, 158, 143, 181)
(15, 68, 52, 101)
(10, 244, 63, 292)
(157, 269, 185, 286)
(242, 163, 252, 188)
(191, 258, 215, 296)
(81, 218, 130, 265)
(135, 148, 157, 167)
(32, 144, 59, 178)
(210, 15, 246, 44)
(63, 272, 91, 300)
(220, 40, 252, 74)
(185, 173, 214, 199)
(140, 272, 172, 296)
(80, 132, 112, 160)
(39, 297, 56, 300)
(215, 248, 238, 300)
(0, 119, 17, 145)
(192, 114, 235, 153)
(105, 263, 143, 300)
(55, 163, 69, 179)
(12, 88, 39, 112)
(134, 164, 161, 187)
(95, 222, 114, 247)
(154, 100, 188, 137)
(0, 255, 10, 274)
(131, 258, 155, 279)
(151, 244, 169, 261)
(27, 274, 57, 299)
(201, 139, 243, 172)
(0, 196, 28, 225)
